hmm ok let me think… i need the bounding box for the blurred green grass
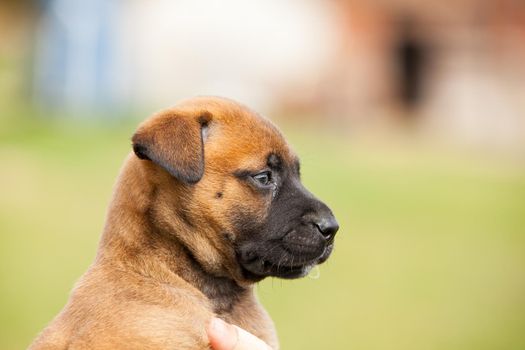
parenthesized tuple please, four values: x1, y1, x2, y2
(1, 112, 525, 349)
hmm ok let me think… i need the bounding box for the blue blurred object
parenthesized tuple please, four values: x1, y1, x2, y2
(33, 0, 121, 112)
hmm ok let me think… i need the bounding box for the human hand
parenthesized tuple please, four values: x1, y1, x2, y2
(207, 317, 273, 350)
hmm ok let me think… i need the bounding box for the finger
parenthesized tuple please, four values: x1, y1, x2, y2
(208, 318, 239, 350)
(233, 324, 272, 350)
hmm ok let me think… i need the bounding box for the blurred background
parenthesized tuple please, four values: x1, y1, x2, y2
(1, 0, 525, 349)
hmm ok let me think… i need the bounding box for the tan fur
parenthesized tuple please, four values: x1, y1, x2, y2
(29, 97, 295, 350)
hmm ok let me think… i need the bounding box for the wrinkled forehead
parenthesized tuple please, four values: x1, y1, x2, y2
(200, 101, 297, 171)
(207, 122, 296, 171)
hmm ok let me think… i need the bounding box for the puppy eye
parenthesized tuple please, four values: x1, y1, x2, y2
(252, 171, 272, 187)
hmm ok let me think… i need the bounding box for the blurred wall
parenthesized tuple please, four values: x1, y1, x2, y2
(28, 0, 339, 114)
(117, 0, 338, 113)
(2, 0, 525, 149)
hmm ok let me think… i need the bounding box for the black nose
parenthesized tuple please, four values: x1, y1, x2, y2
(314, 216, 339, 241)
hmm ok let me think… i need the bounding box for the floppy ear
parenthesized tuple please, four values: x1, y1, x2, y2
(131, 111, 211, 184)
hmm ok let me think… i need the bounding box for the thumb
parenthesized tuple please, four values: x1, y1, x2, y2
(207, 317, 272, 350)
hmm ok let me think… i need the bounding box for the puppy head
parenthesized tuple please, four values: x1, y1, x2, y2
(132, 96, 339, 282)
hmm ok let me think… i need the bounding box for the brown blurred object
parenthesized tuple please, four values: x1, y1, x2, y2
(280, 0, 525, 151)
(0, 0, 37, 106)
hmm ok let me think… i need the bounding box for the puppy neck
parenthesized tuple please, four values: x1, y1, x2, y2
(169, 237, 249, 314)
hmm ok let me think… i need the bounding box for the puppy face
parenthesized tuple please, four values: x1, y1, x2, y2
(132, 97, 338, 281)
(231, 152, 338, 280)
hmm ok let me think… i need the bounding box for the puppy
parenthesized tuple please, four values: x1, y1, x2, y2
(30, 96, 339, 349)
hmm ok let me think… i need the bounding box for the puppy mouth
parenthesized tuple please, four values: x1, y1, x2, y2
(238, 241, 334, 280)
(259, 259, 314, 279)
